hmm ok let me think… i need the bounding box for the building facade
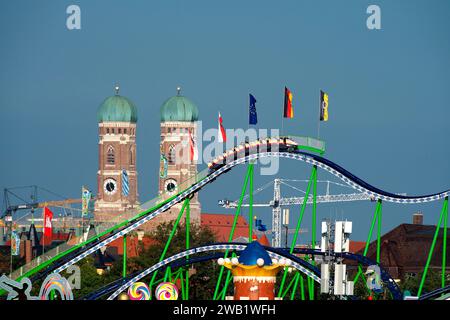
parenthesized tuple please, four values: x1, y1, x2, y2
(151, 88, 201, 228)
(353, 222, 449, 280)
(94, 87, 139, 222)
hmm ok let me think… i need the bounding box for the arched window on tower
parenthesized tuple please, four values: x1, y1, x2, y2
(107, 145, 115, 164)
(130, 146, 134, 165)
(168, 144, 176, 165)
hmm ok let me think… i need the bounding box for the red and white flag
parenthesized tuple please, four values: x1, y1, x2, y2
(189, 129, 198, 162)
(43, 207, 53, 238)
(218, 112, 227, 143)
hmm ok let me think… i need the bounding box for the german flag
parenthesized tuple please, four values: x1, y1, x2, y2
(320, 90, 329, 121)
(283, 87, 293, 118)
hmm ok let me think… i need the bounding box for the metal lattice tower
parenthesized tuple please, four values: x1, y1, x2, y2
(219, 179, 376, 247)
(272, 179, 282, 247)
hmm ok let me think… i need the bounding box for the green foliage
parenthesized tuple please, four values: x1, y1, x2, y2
(353, 273, 371, 300)
(127, 221, 219, 300)
(57, 256, 121, 299)
(400, 270, 448, 296)
(59, 220, 219, 300)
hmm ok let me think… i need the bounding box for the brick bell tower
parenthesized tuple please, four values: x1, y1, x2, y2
(151, 87, 201, 228)
(94, 85, 139, 222)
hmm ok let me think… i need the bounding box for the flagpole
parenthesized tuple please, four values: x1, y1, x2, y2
(10, 222, 13, 275)
(81, 186, 85, 236)
(317, 91, 321, 139)
(317, 116, 321, 139)
(247, 93, 249, 132)
(42, 208, 45, 256)
(282, 88, 284, 136)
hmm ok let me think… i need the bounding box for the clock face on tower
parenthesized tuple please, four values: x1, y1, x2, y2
(103, 178, 117, 195)
(164, 179, 178, 195)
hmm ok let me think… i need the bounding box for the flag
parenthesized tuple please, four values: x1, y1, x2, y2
(81, 186, 91, 217)
(160, 154, 168, 178)
(320, 90, 329, 121)
(43, 207, 53, 238)
(254, 219, 267, 232)
(283, 87, 294, 118)
(218, 112, 227, 142)
(11, 230, 20, 256)
(189, 129, 198, 162)
(122, 169, 129, 196)
(249, 94, 258, 125)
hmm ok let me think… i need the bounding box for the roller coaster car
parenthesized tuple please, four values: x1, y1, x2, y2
(276, 137, 297, 152)
(207, 137, 299, 172)
(208, 162, 223, 173)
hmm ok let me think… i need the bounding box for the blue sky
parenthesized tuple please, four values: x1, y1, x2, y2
(0, 0, 449, 242)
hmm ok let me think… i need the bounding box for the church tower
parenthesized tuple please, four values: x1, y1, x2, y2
(154, 87, 201, 227)
(94, 86, 139, 222)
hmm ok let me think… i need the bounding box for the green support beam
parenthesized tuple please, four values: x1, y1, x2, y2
(213, 164, 253, 300)
(312, 165, 318, 250)
(278, 165, 317, 298)
(185, 199, 190, 300)
(310, 165, 318, 300)
(377, 203, 382, 264)
(418, 197, 448, 297)
(163, 266, 172, 282)
(122, 234, 127, 279)
(354, 200, 382, 284)
(220, 269, 233, 300)
(290, 273, 300, 300)
(218, 271, 234, 300)
(149, 198, 190, 299)
(443, 197, 448, 289)
(300, 275, 305, 300)
(179, 270, 185, 300)
(249, 164, 254, 241)
(281, 273, 298, 299)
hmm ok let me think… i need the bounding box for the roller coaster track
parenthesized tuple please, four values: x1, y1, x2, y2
(76, 244, 401, 300)
(418, 285, 450, 300)
(8, 144, 449, 288)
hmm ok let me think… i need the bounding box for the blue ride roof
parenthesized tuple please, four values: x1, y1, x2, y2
(238, 241, 272, 266)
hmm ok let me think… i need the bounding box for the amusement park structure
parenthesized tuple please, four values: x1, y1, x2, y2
(1, 136, 448, 300)
(219, 178, 376, 247)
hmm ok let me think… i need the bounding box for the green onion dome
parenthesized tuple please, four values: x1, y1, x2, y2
(97, 86, 137, 123)
(160, 88, 199, 122)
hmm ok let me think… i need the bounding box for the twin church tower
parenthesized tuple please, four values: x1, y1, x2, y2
(94, 86, 201, 229)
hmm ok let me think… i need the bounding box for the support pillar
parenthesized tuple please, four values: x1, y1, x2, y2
(249, 164, 254, 241)
(354, 199, 382, 284)
(213, 164, 253, 300)
(185, 199, 190, 300)
(149, 198, 189, 299)
(122, 234, 127, 279)
(278, 165, 316, 298)
(418, 197, 448, 297)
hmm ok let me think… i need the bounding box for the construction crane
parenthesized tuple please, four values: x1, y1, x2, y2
(254, 215, 308, 248)
(219, 179, 376, 247)
(2, 185, 96, 216)
(2, 186, 95, 229)
(3, 198, 87, 217)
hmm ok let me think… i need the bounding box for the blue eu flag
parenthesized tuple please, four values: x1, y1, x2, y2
(249, 94, 257, 125)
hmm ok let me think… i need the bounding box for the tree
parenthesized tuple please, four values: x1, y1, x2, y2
(125, 221, 220, 300)
(400, 269, 447, 297)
